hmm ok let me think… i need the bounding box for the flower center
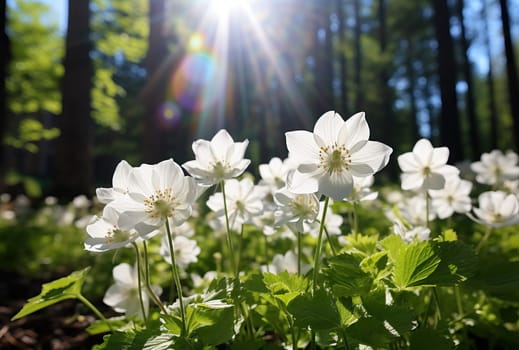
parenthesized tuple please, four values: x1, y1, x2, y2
(289, 194, 318, 220)
(422, 166, 432, 176)
(106, 226, 131, 243)
(144, 188, 179, 219)
(318, 144, 351, 174)
(213, 161, 230, 179)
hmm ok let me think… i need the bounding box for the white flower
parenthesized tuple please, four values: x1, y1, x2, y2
(471, 150, 519, 185)
(261, 250, 311, 275)
(111, 159, 198, 232)
(206, 178, 264, 229)
(429, 175, 472, 219)
(72, 195, 91, 209)
(305, 200, 343, 237)
(259, 157, 296, 192)
(274, 185, 320, 233)
(96, 160, 133, 204)
(160, 235, 201, 269)
(468, 191, 519, 228)
(85, 206, 157, 252)
(103, 263, 162, 319)
(285, 111, 392, 200)
(183, 129, 250, 186)
(393, 220, 430, 243)
(386, 194, 435, 226)
(397, 138, 459, 191)
(346, 175, 378, 202)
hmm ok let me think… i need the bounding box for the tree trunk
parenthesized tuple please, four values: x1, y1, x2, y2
(353, 0, 363, 111)
(0, 0, 9, 190)
(498, 0, 519, 151)
(142, 0, 171, 163)
(313, 0, 334, 115)
(456, 0, 480, 158)
(378, 0, 393, 148)
(406, 38, 420, 141)
(482, 0, 498, 149)
(433, 0, 463, 161)
(55, 0, 93, 197)
(336, 0, 348, 115)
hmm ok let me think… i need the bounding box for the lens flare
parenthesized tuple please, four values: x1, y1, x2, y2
(156, 101, 182, 128)
(171, 52, 218, 112)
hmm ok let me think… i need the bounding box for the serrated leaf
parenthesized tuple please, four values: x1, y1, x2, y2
(466, 260, 519, 301)
(393, 241, 441, 288)
(380, 234, 406, 262)
(12, 268, 89, 320)
(423, 241, 478, 286)
(263, 271, 308, 305)
(409, 327, 453, 350)
(322, 254, 372, 297)
(287, 290, 340, 330)
(345, 317, 398, 347)
(191, 302, 235, 345)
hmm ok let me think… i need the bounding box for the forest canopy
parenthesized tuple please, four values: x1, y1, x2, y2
(1, 0, 519, 196)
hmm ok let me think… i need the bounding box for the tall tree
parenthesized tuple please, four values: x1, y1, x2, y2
(0, 0, 9, 189)
(482, 0, 498, 149)
(377, 0, 393, 149)
(455, 0, 480, 158)
(433, 0, 463, 161)
(336, 0, 348, 115)
(55, 0, 93, 196)
(498, 0, 519, 151)
(353, 0, 363, 110)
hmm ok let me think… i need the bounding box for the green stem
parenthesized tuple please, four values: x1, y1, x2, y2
(433, 287, 442, 327)
(297, 231, 302, 276)
(323, 225, 338, 256)
(142, 241, 168, 315)
(77, 294, 113, 332)
(165, 219, 187, 336)
(313, 196, 330, 294)
(425, 191, 430, 230)
(264, 234, 270, 273)
(455, 285, 464, 317)
(221, 181, 238, 278)
(476, 226, 493, 253)
(132, 242, 147, 321)
(352, 202, 359, 238)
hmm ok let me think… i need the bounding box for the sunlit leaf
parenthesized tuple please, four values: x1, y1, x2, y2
(11, 268, 89, 320)
(287, 290, 340, 330)
(393, 241, 441, 288)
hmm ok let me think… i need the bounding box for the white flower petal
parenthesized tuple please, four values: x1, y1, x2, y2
(313, 111, 343, 143)
(338, 112, 369, 148)
(401, 172, 424, 190)
(398, 152, 420, 172)
(351, 141, 392, 173)
(318, 171, 353, 200)
(285, 131, 320, 163)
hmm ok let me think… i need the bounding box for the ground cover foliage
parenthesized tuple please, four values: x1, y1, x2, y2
(3, 112, 519, 349)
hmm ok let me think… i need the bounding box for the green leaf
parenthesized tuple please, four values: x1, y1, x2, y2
(423, 241, 479, 286)
(322, 253, 372, 297)
(287, 290, 340, 330)
(466, 260, 519, 301)
(11, 268, 89, 320)
(409, 328, 453, 350)
(191, 302, 235, 346)
(345, 317, 398, 347)
(86, 317, 128, 335)
(393, 241, 441, 288)
(263, 271, 308, 305)
(380, 234, 406, 262)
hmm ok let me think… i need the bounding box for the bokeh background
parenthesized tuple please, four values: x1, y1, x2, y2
(1, 0, 519, 198)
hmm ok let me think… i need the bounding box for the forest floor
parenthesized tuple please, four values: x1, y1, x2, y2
(0, 271, 104, 350)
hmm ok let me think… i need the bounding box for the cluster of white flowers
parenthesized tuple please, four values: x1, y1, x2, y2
(65, 110, 518, 318)
(391, 138, 519, 242)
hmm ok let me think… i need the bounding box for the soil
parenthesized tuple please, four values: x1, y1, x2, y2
(0, 271, 105, 350)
